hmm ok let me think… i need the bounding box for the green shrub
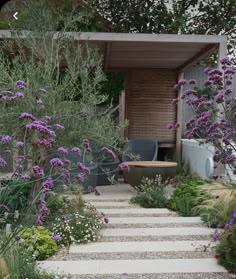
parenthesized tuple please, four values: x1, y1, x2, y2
(130, 176, 168, 208)
(4, 242, 54, 279)
(51, 206, 104, 246)
(215, 221, 236, 272)
(168, 177, 204, 216)
(21, 226, 59, 260)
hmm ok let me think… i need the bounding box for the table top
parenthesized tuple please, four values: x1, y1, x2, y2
(126, 161, 178, 168)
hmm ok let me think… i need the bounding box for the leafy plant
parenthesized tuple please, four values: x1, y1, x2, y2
(130, 175, 168, 208)
(215, 209, 236, 273)
(4, 242, 54, 279)
(168, 177, 204, 216)
(51, 205, 104, 246)
(21, 226, 59, 260)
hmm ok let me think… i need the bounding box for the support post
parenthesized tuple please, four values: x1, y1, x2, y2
(176, 71, 184, 163)
(119, 90, 125, 140)
(214, 42, 228, 178)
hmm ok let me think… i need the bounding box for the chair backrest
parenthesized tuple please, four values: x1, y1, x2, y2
(122, 139, 158, 162)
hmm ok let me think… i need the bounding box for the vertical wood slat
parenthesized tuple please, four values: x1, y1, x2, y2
(125, 69, 177, 142)
(119, 90, 125, 139)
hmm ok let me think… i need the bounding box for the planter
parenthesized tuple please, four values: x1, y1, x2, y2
(97, 160, 119, 186)
(0, 255, 10, 279)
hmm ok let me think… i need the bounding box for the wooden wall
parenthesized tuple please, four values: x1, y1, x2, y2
(125, 69, 177, 144)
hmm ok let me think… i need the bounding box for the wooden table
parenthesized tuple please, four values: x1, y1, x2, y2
(123, 161, 178, 187)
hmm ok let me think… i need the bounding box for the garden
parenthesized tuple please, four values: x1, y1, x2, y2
(130, 57, 236, 273)
(0, 0, 236, 277)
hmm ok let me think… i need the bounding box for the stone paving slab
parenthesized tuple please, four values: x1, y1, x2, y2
(109, 216, 202, 224)
(39, 258, 227, 275)
(69, 240, 213, 253)
(102, 227, 215, 237)
(98, 208, 172, 214)
(87, 201, 134, 208)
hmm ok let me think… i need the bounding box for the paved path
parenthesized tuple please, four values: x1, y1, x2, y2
(39, 184, 235, 279)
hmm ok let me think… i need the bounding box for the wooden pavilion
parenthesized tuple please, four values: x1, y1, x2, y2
(0, 31, 228, 161)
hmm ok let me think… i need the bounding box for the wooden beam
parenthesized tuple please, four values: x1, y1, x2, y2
(119, 90, 125, 140)
(176, 71, 184, 163)
(177, 44, 218, 72)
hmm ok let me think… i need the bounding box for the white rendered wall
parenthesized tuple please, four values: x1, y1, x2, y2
(181, 139, 215, 179)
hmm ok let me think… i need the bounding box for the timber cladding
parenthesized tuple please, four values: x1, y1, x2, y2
(125, 69, 177, 142)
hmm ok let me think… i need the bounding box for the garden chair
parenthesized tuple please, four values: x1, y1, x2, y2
(122, 139, 158, 162)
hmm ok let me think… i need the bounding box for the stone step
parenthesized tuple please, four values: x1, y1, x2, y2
(98, 208, 176, 216)
(69, 240, 213, 254)
(87, 201, 134, 208)
(39, 258, 227, 275)
(108, 216, 203, 225)
(102, 227, 215, 237)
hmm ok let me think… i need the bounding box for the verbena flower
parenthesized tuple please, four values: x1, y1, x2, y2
(1, 134, 12, 143)
(16, 80, 26, 89)
(37, 138, 55, 148)
(76, 173, 85, 182)
(118, 162, 130, 171)
(54, 124, 64, 130)
(20, 112, 36, 121)
(0, 158, 7, 167)
(15, 92, 24, 98)
(57, 147, 68, 154)
(51, 234, 62, 241)
(16, 141, 24, 148)
(32, 165, 45, 177)
(39, 88, 48, 94)
(71, 147, 81, 156)
(37, 98, 43, 105)
(26, 122, 56, 137)
(101, 147, 116, 161)
(50, 158, 64, 167)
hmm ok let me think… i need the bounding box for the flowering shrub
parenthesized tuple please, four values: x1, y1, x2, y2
(214, 208, 236, 272)
(51, 206, 104, 246)
(172, 58, 236, 181)
(21, 226, 59, 260)
(130, 175, 168, 208)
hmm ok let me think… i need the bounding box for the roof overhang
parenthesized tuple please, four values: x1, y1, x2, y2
(0, 31, 227, 71)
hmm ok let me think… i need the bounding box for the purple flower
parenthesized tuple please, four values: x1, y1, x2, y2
(71, 147, 81, 156)
(51, 234, 62, 241)
(203, 80, 212, 87)
(83, 139, 92, 152)
(188, 79, 197, 85)
(104, 216, 109, 223)
(50, 158, 64, 167)
(118, 162, 130, 171)
(19, 174, 31, 180)
(57, 147, 68, 154)
(43, 176, 54, 191)
(26, 122, 56, 137)
(32, 165, 45, 177)
(20, 112, 36, 121)
(83, 166, 91, 174)
(15, 235, 21, 241)
(214, 93, 224, 103)
(213, 229, 222, 242)
(233, 208, 236, 219)
(77, 162, 84, 170)
(37, 98, 43, 105)
(37, 138, 55, 148)
(40, 207, 50, 216)
(35, 216, 44, 225)
(167, 124, 173, 129)
(15, 92, 24, 98)
(16, 141, 24, 148)
(0, 158, 7, 167)
(16, 80, 26, 89)
(76, 173, 85, 182)
(54, 124, 64, 130)
(101, 147, 116, 161)
(1, 135, 12, 143)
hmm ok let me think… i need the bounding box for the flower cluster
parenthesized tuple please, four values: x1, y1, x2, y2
(171, 58, 236, 175)
(101, 147, 116, 161)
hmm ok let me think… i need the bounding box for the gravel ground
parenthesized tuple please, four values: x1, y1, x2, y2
(52, 251, 214, 261)
(99, 235, 212, 242)
(71, 272, 236, 279)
